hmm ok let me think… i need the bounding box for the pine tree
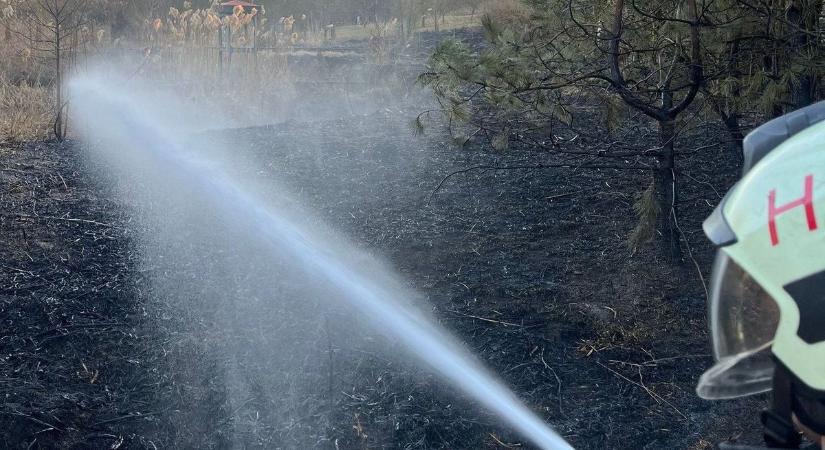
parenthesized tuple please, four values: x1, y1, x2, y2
(419, 0, 704, 259)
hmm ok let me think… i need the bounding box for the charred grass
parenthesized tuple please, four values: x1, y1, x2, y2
(0, 106, 769, 448)
(0, 29, 770, 450)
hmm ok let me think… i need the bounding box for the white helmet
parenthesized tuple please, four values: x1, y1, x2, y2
(698, 101, 825, 448)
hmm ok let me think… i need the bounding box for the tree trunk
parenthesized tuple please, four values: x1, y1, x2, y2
(656, 117, 681, 261)
(797, 72, 816, 109)
(706, 92, 744, 152)
(718, 111, 744, 150)
(712, 37, 744, 152)
(54, 24, 64, 141)
(786, 0, 821, 109)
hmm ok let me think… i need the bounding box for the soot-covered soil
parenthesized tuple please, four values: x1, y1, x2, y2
(0, 141, 234, 449)
(213, 111, 766, 450)
(2, 105, 765, 449)
(0, 25, 769, 450)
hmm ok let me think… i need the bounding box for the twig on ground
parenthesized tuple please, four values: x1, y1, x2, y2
(541, 348, 564, 416)
(447, 309, 521, 327)
(677, 169, 722, 199)
(671, 170, 709, 301)
(9, 213, 119, 228)
(596, 361, 688, 420)
(545, 191, 578, 201)
(489, 432, 522, 447)
(55, 171, 68, 190)
(91, 411, 161, 427)
(0, 412, 63, 432)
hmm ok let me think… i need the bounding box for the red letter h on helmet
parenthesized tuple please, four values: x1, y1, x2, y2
(768, 175, 817, 246)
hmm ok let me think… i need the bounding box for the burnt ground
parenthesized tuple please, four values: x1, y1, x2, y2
(0, 29, 770, 450)
(1, 109, 768, 449)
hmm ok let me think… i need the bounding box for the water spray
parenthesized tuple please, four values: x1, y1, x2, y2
(71, 76, 573, 450)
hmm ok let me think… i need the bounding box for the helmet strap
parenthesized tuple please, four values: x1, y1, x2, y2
(762, 364, 801, 448)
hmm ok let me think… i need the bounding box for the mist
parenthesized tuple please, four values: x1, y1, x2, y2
(66, 68, 570, 450)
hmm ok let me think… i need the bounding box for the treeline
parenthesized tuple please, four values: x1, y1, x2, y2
(93, 0, 484, 36)
(0, 0, 481, 43)
(419, 0, 824, 258)
(0, 0, 484, 141)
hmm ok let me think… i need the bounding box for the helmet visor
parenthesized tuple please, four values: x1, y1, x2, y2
(697, 251, 780, 400)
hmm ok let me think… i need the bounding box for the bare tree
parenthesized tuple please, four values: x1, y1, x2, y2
(18, 0, 87, 140)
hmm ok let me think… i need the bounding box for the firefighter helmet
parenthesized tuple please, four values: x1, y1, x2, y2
(698, 101, 825, 447)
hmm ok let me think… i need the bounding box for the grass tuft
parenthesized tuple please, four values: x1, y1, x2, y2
(0, 75, 53, 142)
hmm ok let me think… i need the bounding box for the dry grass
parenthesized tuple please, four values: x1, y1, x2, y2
(688, 439, 714, 450)
(0, 16, 55, 142)
(429, 14, 482, 32)
(481, 0, 532, 30)
(0, 5, 480, 144)
(334, 14, 481, 42)
(0, 75, 53, 142)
